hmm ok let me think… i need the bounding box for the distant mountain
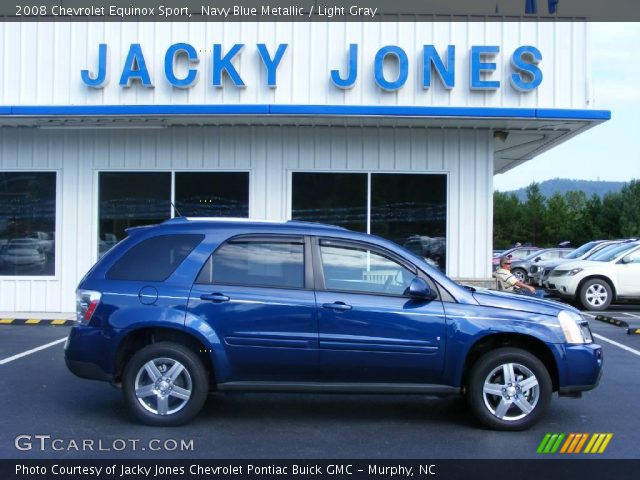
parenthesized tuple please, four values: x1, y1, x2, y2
(502, 178, 627, 201)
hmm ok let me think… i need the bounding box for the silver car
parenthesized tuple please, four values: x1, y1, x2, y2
(532, 240, 631, 288)
(509, 248, 572, 283)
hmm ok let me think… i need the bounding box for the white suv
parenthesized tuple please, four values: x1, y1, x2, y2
(549, 241, 640, 310)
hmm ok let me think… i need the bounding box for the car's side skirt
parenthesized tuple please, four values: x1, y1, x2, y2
(216, 381, 461, 396)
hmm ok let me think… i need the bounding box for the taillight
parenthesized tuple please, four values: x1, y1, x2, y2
(76, 290, 102, 325)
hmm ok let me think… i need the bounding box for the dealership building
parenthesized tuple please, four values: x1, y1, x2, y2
(0, 21, 609, 313)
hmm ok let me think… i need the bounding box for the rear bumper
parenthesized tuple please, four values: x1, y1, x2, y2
(65, 357, 112, 382)
(64, 326, 113, 382)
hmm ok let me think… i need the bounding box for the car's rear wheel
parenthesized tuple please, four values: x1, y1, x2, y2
(511, 268, 527, 283)
(466, 348, 552, 431)
(579, 278, 612, 311)
(122, 342, 208, 426)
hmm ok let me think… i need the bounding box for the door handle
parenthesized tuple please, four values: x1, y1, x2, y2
(322, 302, 352, 311)
(200, 293, 230, 303)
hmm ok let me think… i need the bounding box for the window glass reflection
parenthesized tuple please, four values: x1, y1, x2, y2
(175, 172, 249, 217)
(99, 172, 171, 257)
(0, 172, 56, 276)
(371, 174, 447, 272)
(292, 173, 367, 232)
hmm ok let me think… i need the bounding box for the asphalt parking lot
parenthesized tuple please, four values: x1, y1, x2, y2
(0, 314, 638, 460)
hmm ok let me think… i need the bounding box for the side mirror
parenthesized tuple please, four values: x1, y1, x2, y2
(620, 255, 632, 264)
(534, 257, 541, 262)
(407, 277, 437, 300)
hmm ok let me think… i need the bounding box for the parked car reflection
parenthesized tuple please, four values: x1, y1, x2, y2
(403, 235, 446, 272)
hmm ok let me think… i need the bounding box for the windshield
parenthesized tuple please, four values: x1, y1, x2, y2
(565, 241, 597, 259)
(590, 243, 638, 262)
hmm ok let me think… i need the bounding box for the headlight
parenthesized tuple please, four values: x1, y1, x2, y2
(566, 268, 583, 276)
(558, 310, 592, 344)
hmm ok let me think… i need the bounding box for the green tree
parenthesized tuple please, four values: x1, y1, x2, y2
(493, 191, 523, 249)
(564, 190, 589, 245)
(544, 193, 570, 245)
(523, 183, 547, 245)
(597, 192, 623, 239)
(583, 194, 603, 241)
(620, 180, 640, 237)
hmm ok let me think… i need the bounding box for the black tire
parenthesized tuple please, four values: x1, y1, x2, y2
(511, 268, 527, 283)
(122, 342, 209, 426)
(466, 347, 552, 431)
(579, 278, 613, 311)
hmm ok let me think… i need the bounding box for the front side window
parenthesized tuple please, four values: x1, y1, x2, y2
(106, 234, 204, 281)
(0, 172, 56, 276)
(319, 241, 414, 296)
(197, 239, 304, 289)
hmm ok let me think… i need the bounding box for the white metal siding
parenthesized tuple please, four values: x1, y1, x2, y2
(0, 21, 591, 108)
(0, 126, 492, 312)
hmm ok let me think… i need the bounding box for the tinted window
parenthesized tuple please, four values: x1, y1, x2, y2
(0, 172, 56, 276)
(320, 241, 415, 295)
(197, 240, 304, 289)
(106, 234, 203, 281)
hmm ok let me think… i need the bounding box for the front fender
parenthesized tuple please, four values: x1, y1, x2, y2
(441, 302, 566, 387)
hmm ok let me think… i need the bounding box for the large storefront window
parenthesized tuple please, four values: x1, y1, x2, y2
(175, 172, 249, 217)
(99, 172, 172, 257)
(371, 174, 447, 272)
(98, 172, 249, 257)
(291, 172, 447, 272)
(0, 172, 56, 276)
(291, 173, 367, 232)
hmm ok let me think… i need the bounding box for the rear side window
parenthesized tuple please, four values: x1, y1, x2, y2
(196, 239, 304, 289)
(106, 234, 204, 281)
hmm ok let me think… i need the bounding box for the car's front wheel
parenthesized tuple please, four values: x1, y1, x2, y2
(122, 342, 209, 426)
(579, 278, 613, 311)
(466, 348, 552, 431)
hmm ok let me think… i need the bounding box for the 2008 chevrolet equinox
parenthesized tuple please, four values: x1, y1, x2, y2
(65, 218, 602, 430)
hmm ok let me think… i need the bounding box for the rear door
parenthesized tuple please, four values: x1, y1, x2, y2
(186, 235, 318, 382)
(313, 238, 447, 383)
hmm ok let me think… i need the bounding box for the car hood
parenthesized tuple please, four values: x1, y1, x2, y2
(552, 259, 610, 271)
(534, 258, 571, 269)
(472, 288, 572, 316)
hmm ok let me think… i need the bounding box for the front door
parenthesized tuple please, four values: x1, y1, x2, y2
(314, 238, 447, 383)
(187, 236, 318, 382)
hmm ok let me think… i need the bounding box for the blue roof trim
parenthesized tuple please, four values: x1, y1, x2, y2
(0, 104, 611, 122)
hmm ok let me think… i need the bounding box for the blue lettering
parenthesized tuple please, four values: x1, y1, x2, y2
(257, 43, 288, 88)
(164, 43, 199, 88)
(510, 46, 543, 91)
(331, 44, 358, 89)
(212, 44, 245, 88)
(470, 45, 500, 90)
(119, 44, 153, 87)
(81, 43, 108, 88)
(374, 46, 409, 91)
(423, 45, 455, 89)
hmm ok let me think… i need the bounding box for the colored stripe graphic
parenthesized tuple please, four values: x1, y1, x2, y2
(539, 433, 612, 454)
(0, 318, 75, 326)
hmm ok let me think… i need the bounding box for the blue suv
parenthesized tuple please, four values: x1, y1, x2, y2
(65, 218, 602, 430)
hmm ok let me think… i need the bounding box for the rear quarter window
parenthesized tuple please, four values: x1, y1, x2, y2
(106, 234, 204, 282)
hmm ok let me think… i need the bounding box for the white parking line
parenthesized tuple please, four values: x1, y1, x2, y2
(622, 312, 640, 319)
(593, 333, 640, 358)
(0, 337, 66, 365)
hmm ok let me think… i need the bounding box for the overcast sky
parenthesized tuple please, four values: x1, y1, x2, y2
(493, 23, 640, 191)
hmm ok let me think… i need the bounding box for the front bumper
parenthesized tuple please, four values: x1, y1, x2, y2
(548, 275, 579, 296)
(558, 343, 603, 396)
